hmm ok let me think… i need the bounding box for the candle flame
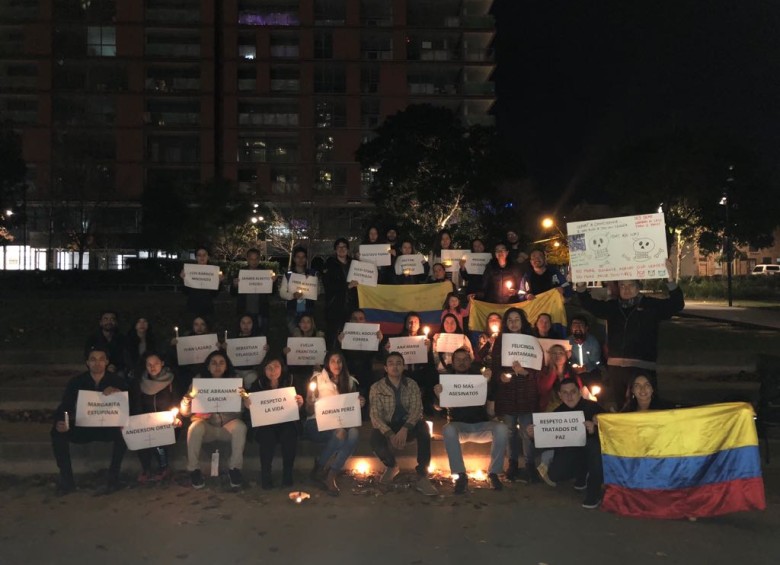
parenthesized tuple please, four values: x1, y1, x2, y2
(355, 460, 370, 476)
(473, 470, 487, 481)
(423, 326, 430, 336)
(490, 324, 499, 334)
(505, 281, 513, 289)
(309, 381, 317, 392)
(425, 420, 434, 437)
(591, 385, 601, 397)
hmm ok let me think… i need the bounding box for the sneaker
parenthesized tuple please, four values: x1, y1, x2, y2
(190, 469, 205, 489)
(228, 468, 243, 489)
(582, 494, 602, 509)
(380, 465, 400, 485)
(154, 467, 172, 482)
(137, 471, 152, 485)
(574, 473, 588, 491)
(454, 474, 468, 495)
(514, 467, 531, 484)
(416, 477, 438, 496)
(488, 473, 503, 491)
(537, 463, 557, 487)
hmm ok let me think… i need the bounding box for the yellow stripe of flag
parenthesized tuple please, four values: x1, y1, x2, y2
(357, 282, 452, 313)
(468, 289, 567, 332)
(598, 402, 758, 459)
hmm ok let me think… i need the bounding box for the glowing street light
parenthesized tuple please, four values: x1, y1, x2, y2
(541, 217, 554, 230)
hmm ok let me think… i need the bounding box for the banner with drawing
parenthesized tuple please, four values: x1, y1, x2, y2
(567, 213, 668, 282)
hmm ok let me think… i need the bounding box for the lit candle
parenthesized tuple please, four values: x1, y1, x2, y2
(427, 464, 436, 474)
(590, 385, 601, 399)
(505, 281, 513, 290)
(423, 326, 430, 337)
(63, 411, 69, 431)
(473, 469, 487, 482)
(442, 259, 452, 267)
(170, 407, 179, 424)
(461, 254, 467, 261)
(425, 420, 434, 437)
(355, 461, 370, 476)
(224, 330, 228, 342)
(174, 326, 179, 338)
(504, 372, 513, 380)
(490, 323, 499, 334)
(403, 268, 411, 276)
(309, 381, 317, 392)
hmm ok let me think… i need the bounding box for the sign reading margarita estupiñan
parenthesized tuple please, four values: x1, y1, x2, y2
(75, 390, 129, 427)
(176, 334, 219, 366)
(226, 336, 267, 367)
(238, 269, 274, 294)
(183, 263, 220, 290)
(288, 272, 318, 301)
(314, 392, 362, 431)
(340, 322, 380, 351)
(248, 387, 300, 427)
(122, 411, 176, 450)
(567, 212, 668, 283)
(388, 336, 428, 365)
(286, 337, 326, 366)
(501, 333, 544, 370)
(438, 374, 487, 408)
(191, 378, 242, 413)
(347, 259, 378, 286)
(532, 411, 586, 448)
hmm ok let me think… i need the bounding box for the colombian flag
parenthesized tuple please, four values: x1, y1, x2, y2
(599, 402, 765, 519)
(357, 283, 452, 336)
(467, 289, 567, 335)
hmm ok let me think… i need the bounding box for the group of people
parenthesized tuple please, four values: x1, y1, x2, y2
(52, 228, 684, 510)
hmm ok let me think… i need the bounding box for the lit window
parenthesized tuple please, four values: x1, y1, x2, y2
(87, 26, 116, 57)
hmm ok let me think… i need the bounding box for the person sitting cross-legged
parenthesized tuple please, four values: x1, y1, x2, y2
(369, 352, 438, 496)
(527, 378, 606, 509)
(434, 348, 508, 494)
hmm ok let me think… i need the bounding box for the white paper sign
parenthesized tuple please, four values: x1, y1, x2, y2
(341, 322, 380, 351)
(501, 333, 544, 370)
(532, 411, 586, 448)
(439, 374, 487, 408)
(440, 249, 467, 272)
(122, 411, 176, 451)
(288, 272, 318, 301)
(183, 263, 220, 290)
(226, 336, 267, 367)
(359, 244, 392, 267)
(238, 269, 273, 294)
(176, 334, 219, 366)
(396, 254, 425, 276)
(567, 213, 668, 283)
(464, 252, 492, 275)
(347, 259, 378, 286)
(537, 338, 572, 365)
(436, 332, 466, 354)
(248, 387, 300, 427)
(191, 378, 242, 413)
(314, 392, 362, 431)
(388, 336, 428, 364)
(286, 337, 326, 366)
(75, 390, 129, 427)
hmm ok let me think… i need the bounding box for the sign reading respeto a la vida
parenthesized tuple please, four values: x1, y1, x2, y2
(248, 387, 300, 427)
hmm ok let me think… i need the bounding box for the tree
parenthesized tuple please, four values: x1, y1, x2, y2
(263, 200, 313, 269)
(356, 104, 524, 251)
(595, 130, 780, 280)
(0, 123, 27, 243)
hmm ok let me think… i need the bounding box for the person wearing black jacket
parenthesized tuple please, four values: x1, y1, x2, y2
(83, 310, 126, 375)
(180, 246, 222, 318)
(322, 238, 357, 347)
(51, 348, 128, 495)
(574, 258, 684, 406)
(231, 248, 275, 334)
(482, 243, 524, 304)
(434, 348, 507, 493)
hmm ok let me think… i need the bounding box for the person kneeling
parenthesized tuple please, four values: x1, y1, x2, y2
(434, 348, 507, 493)
(369, 352, 437, 496)
(528, 378, 605, 509)
(51, 348, 128, 495)
(180, 351, 247, 490)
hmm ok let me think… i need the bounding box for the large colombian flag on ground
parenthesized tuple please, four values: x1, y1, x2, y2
(357, 282, 452, 336)
(598, 402, 766, 519)
(467, 289, 567, 335)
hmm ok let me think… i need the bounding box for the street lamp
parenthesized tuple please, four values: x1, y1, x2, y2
(541, 217, 554, 230)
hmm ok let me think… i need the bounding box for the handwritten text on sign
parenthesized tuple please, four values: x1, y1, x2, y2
(183, 263, 220, 290)
(532, 411, 586, 448)
(248, 387, 300, 427)
(288, 272, 318, 301)
(315, 392, 362, 431)
(176, 334, 219, 366)
(286, 337, 326, 366)
(441, 249, 467, 273)
(226, 336, 267, 367)
(501, 333, 543, 370)
(438, 374, 487, 408)
(436, 332, 466, 354)
(359, 244, 392, 267)
(396, 254, 425, 276)
(191, 378, 242, 413)
(341, 322, 380, 351)
(238, 269, 273, 294)
(388, 336, 428, 365)
(75, 390, 129, 427)
(567, 212, 668, 283)
(122, 411, 176, 450)
(463, 252, 492, 275)
(347, 259, 378, 286)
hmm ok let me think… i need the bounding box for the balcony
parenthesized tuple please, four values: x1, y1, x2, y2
(461, 82, 494, 96)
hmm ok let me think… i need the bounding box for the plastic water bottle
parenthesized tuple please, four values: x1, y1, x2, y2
(210, 449, 219, 477)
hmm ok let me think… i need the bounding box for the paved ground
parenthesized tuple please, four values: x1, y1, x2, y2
(682, 301, 780, 330)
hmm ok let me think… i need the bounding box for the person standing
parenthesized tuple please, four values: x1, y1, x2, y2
(83, 310, 125, 375)
(482, 243, 524, 304)
(322, 238, 357, 348)
(232, 248, 275, 334)
(180, 246, 222, 318)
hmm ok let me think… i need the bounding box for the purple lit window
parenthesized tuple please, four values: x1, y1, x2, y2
(239, 11, 300, 26)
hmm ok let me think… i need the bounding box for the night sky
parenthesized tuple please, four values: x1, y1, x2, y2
(493, 0, 780, 209)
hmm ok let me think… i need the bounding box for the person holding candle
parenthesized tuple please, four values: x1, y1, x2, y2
(243, 356, 304, 489)
(167, 315, 215, 399)
(434, 348, 506, 493)
(519, 249, 566, 301)
(567, 315, 603, 377)
(459, 237, 488, 298)
(393, 239, 428, 284)
(475, 312, 503, 366)
(284, 313, 326, 396)
(429, 229, 461, 289)
(336, 308, 384, 408)
(432, 313, 474, 373)
(180, 350, 247, 490)
(179, 246, 222, 318)
(130, 351, 181, 483)
(482, 243, 524, 304)
(369, 352, 438, 496)
(51, 347, 128, 495)
(304, 351, 364, 496)
(489, 307, 539, 482)
(279, 246, 318, 334)
(231, 247, 275, 335)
